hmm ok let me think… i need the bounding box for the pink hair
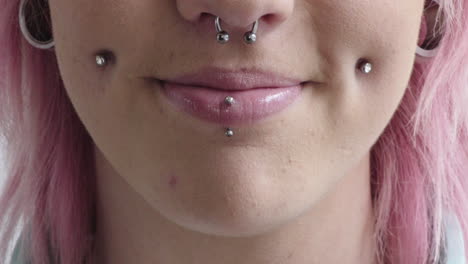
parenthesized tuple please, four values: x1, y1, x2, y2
(0, 0, 467, 263)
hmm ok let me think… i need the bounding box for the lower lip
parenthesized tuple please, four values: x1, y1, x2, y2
(159, 81, 304, 126)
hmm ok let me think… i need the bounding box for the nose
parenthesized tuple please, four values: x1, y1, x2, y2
(176, 0, 294, 34)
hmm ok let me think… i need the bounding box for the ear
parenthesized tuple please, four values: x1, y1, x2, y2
(418, 0, 444, 50)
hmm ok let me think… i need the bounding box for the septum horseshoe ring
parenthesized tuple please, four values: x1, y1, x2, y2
(215, 16, 259, 44)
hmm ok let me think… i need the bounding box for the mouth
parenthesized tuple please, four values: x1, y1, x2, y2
(159, 66, 309, 91)
(149, 67, 312, 127)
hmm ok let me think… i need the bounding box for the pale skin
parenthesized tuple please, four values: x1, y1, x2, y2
(47, 0, 437, 263)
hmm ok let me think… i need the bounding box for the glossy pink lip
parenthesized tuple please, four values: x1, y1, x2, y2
(155, 68, 308, 126)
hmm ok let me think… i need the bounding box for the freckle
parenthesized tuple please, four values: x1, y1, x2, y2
(169, 174, 178, 188)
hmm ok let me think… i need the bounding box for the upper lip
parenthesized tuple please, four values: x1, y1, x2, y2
(160, 67, 308, 90)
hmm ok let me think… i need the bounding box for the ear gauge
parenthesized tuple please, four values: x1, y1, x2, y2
(416, 0, 442, 59)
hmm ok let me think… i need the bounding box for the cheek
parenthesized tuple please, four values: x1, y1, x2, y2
(49, 0, 130, 140)
(309, 0, 423, 153)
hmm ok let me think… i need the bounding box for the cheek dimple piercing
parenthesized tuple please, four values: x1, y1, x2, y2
(359, 60, 373, 74)
(95, 55, 107, 67)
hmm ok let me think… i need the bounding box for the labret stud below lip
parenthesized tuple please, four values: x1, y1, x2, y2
(225, 128, 234, 137)
(224, 96, 235, 137)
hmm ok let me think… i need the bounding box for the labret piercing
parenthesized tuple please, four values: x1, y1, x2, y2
(224, 96, 235, 137)
(224, 96, 235, 105)
(225, 128, 234, 137)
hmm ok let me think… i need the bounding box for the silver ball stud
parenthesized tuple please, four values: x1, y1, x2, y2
(217, 31, 230, 44)
(96, 55, 107, 67)
(224, 96, 235, 105)
(244, 20, 259, 44)
(225, 128, 234, 137)
(360, 61, 373, 74)
(215, 17, 229, 44)
(215, 16, 259, 44)
(244, 32, 257, 44)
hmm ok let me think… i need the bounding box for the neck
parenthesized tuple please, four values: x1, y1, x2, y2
(92, 149, 376, 264)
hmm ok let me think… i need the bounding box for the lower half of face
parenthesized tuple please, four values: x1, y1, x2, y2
(49, 0, 424, 236)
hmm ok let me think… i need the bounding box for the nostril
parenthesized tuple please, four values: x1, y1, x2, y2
(196, 12, 220, 28)
(198, 12, 211, 23)
(262, 13, 277, 24)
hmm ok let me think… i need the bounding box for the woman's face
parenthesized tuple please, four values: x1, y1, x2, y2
(49, 0, 424, 234)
